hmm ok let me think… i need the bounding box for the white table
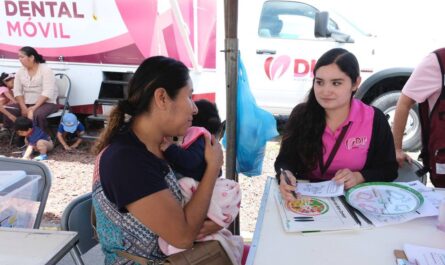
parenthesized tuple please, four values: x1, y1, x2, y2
(0, 227, 78, 265)
(246, 177, 445, 265)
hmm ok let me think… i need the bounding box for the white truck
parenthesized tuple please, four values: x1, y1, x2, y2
(0, 0, 438, 150)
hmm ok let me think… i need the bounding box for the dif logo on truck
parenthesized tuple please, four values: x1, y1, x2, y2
(264, 55, 316, 80)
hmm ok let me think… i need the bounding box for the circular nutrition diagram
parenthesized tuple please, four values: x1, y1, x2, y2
(345, 182, 424, 215)
(287, 197, 329, 216)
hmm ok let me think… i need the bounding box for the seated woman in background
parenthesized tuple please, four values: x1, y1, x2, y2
(275, 48, 398, 203)
(91, 56, 226, 264)
(4, 46, 58, 132)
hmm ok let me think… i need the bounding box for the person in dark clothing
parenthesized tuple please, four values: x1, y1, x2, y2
(91, 56, 225, 263)
(275, 48, 398, 203)
(161, 99, 223, 181)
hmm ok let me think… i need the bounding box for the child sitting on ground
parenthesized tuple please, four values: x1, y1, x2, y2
(57, 113, 85, 151)
(14, 117, 53, 161)
(158, 99, 244, 265)
(0, 73, 17, 126)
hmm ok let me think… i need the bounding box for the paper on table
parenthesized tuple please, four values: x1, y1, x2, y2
(358, 182, 443, 227)
(273, 181, 359, 233)
(296, 180, 344, 197)
(404, 243, 445, 265)
(399, 180, 434, 193)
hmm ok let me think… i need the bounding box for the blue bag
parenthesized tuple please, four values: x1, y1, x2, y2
(223, 55, 279, 176)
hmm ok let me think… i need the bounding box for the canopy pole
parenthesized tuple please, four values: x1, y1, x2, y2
(224, 0, 239, 236)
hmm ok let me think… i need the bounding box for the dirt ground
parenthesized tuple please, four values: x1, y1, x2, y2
(0, 129, 279, 234)
(0, 130, 95, 226)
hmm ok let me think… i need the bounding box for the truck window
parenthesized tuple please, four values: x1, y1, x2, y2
(258, 1, 338, 40)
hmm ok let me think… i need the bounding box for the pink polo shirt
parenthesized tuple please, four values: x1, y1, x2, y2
(402, 53, 441, 113)
(313, 99, 374, 180)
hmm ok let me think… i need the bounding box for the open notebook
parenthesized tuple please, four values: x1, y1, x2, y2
(272, 180, 360, 233)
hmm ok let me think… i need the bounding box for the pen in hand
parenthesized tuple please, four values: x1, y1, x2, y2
(281, 168, 298, 199)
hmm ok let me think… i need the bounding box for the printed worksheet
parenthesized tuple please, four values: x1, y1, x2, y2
(404, 244, 445, 265)
(273, 182, 359, 232)
(296, 180, 344, 197)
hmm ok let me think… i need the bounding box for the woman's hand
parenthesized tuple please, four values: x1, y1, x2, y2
(20, 106, 28, 117)
(395, 149, 412, 167)
(279, 170, 298, 203)
(332, 169, 365, 189)
(27, 106, 37, 120)
(203, 135, 223, 176)
(196, 219, 223, 239)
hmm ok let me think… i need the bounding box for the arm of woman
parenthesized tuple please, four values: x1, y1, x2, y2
(127, 135, 223, 249)
(197, 219, 223, 239)
(13, 71, 28, 115)
(164, 137, 205, 170)
(29, 95, 49, 111)
(359, 108, 398, 182)
(27, 95, 49, 120)
(16, 95, 28, 116)
(274, 131, 300, 202)
(40, 66, 56, 102)
(333, 169, 365, 189)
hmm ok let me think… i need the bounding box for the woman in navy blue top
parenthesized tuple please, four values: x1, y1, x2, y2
(91, 56, 224, 264)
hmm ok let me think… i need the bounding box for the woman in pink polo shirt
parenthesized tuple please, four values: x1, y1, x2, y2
(275, 48, 398, 203)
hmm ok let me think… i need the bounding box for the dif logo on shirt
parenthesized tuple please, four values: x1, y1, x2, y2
(346, 137, 367, 150)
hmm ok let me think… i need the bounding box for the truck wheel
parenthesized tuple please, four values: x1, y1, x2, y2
(370, 91, 421, 152)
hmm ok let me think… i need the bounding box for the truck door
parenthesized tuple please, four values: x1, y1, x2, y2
(240, 1, 351, 115)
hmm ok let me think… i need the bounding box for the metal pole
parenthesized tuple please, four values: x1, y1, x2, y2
(224, 0, 239, 236)
(224, 39, 238, 184)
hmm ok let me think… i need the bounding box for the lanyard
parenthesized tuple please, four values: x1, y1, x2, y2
(319, 122, 351, 176)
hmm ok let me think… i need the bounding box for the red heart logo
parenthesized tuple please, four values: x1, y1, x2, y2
(264, 55, 291, 80)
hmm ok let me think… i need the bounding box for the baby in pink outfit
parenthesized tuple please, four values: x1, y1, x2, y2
(158, 100, 244, 265)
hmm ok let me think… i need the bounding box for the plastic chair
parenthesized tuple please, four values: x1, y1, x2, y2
(47, 73, 72, 139)
(0, 156, 52, 228)
(61, 192, 99, 265)
(394, 160, 428, 184)
(47, 73, 72, 121)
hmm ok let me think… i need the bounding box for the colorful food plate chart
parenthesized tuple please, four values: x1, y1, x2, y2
(273, 183, 360, 233)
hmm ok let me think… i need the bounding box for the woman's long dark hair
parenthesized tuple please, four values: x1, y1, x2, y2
(93, 56, 190, 154)
(276, 48, 360, 176)
(20, 46, 46, 63)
